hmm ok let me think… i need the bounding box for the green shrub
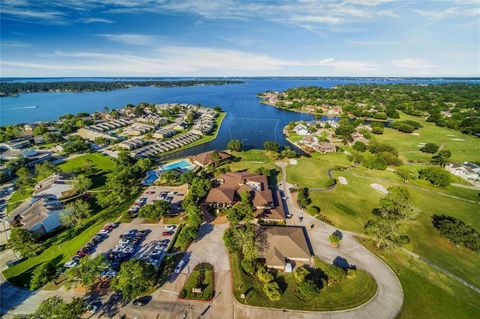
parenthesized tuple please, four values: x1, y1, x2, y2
(325, 265, 346, 284)
(418, 167, 451, 187)
(241, 259, 257, 275)
(257, 267, 274, 283)
(295, 280, 319, 301)
(307, 205, 320, 215)
(420, 142, 439, 153)
(293, 266, 310, 282)
(263, 282, 282, 301)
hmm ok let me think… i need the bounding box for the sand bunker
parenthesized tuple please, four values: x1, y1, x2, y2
(289, 159, 298, 165)
(371, 183, 388, 194)
(451, 138, 465, 141)
(411, 132, 420, 136)
(338, 176, 348, 185)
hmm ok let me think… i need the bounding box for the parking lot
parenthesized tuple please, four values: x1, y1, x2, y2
(130, 185, 188, 216)
(92, 223, 177, 265)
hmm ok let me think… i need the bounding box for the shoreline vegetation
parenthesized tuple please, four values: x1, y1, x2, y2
(258, 83, 480, 136)
(0, 80, 244, 97)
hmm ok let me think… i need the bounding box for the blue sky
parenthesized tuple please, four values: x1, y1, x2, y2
(1, 0, 479, 77)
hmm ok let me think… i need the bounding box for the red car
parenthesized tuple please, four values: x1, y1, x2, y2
(103, 224, 114, 231)
(162, 231, 173, 236)
(76, 250, 88, 257)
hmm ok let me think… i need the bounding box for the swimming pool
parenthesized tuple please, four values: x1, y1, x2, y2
(143, 170, 159, 185)
(162, 159, 195, 171)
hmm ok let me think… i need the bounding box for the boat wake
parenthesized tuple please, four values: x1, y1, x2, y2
(11, 106, 38, 110)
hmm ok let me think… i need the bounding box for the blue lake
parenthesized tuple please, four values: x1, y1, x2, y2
(1, 77, 478, 159)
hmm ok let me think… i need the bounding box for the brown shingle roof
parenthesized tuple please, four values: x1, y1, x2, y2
(205, 188, 236, 204)
(192, 151, 232, 166)
(260, 226, 311, 268)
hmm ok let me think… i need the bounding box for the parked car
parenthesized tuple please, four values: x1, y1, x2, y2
(162, 230, 173, 236)
(132, 295, 152, 306)
(101, 269, 117, 278)
(64, 259, 79, 268)
(103, 224, 114, 231)
(138, 229, 150, 236)
(165, 225, 176, 232)
(174, 260, 185, 274)
(98, 229, 109, 235)
(121, 229, 137, 237)
(86, 301, 102, 313)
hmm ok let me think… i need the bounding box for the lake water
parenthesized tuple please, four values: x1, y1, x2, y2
(1, 77, 479, 159)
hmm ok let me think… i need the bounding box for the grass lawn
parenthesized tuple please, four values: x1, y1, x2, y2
(308, 165, 480, 287)
(361, 239, 480, 319)
(286, 152, 351, 188)
(225, 150, 282, 186)
(7, 153, 115, 213)
(375, 112, 480, 163)
(6, 189, 33, 213)
(180, 263, 214, 301)
(2, 198, 134, 288)
(58, 153, 114, 175)
(230, 253, 377, 311)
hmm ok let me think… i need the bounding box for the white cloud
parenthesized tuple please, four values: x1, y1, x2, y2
(292, 15, 343, 25)
(97, 34, 154, 45)
(1, 46, 378, 76)
(81, 17, 114, 24)
(415, 6, 480, 19)
(392, 58, 437, 69)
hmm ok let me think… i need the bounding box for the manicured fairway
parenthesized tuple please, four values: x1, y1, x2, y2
(375, 112, 480, 163)
(363, 240, 480, 319)
(285, 152, 351, 188)
(309, 166, 480, 287)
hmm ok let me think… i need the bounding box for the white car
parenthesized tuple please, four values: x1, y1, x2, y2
(119, 238, 130, 245)
(64, 260, 79, 268)
(98, 229, 109, 235)
(165, 225, 176, 232)
(174, 260, 185, 274)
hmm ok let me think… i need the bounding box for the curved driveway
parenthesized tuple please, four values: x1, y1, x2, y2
(233, 162, 404, 319)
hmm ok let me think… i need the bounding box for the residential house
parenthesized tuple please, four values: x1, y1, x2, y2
(293, 124, 310, 136)
(192, 150, 233, 167)
(446, 162, 480, 183)
(259, 226, 312, 271)
(34, 173, 74, 199)
(118, 138, 146, 150)
(0, 138, 31, 150)
(77, 128, 118, 142)
(7, 196, 67, 235)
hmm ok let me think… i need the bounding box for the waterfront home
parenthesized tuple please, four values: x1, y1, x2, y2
(259, 226, 312, 271)
(7, 196, 67, 235)
(293, 124, 310, 136)
(0, 148, 53, 166)
(446, 162, 480, 183)
(192, 150, 233, 167)
(34, 172, 74, 199)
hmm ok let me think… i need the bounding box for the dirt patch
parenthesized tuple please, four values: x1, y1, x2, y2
(370, 183, 388, 194)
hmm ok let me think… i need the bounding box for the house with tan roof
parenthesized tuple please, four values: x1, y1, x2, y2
(259, 226, 312, 271)
(192, 150, 233, 167)
(205, 171, 286, 222)
(34, 172, 74, 199)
